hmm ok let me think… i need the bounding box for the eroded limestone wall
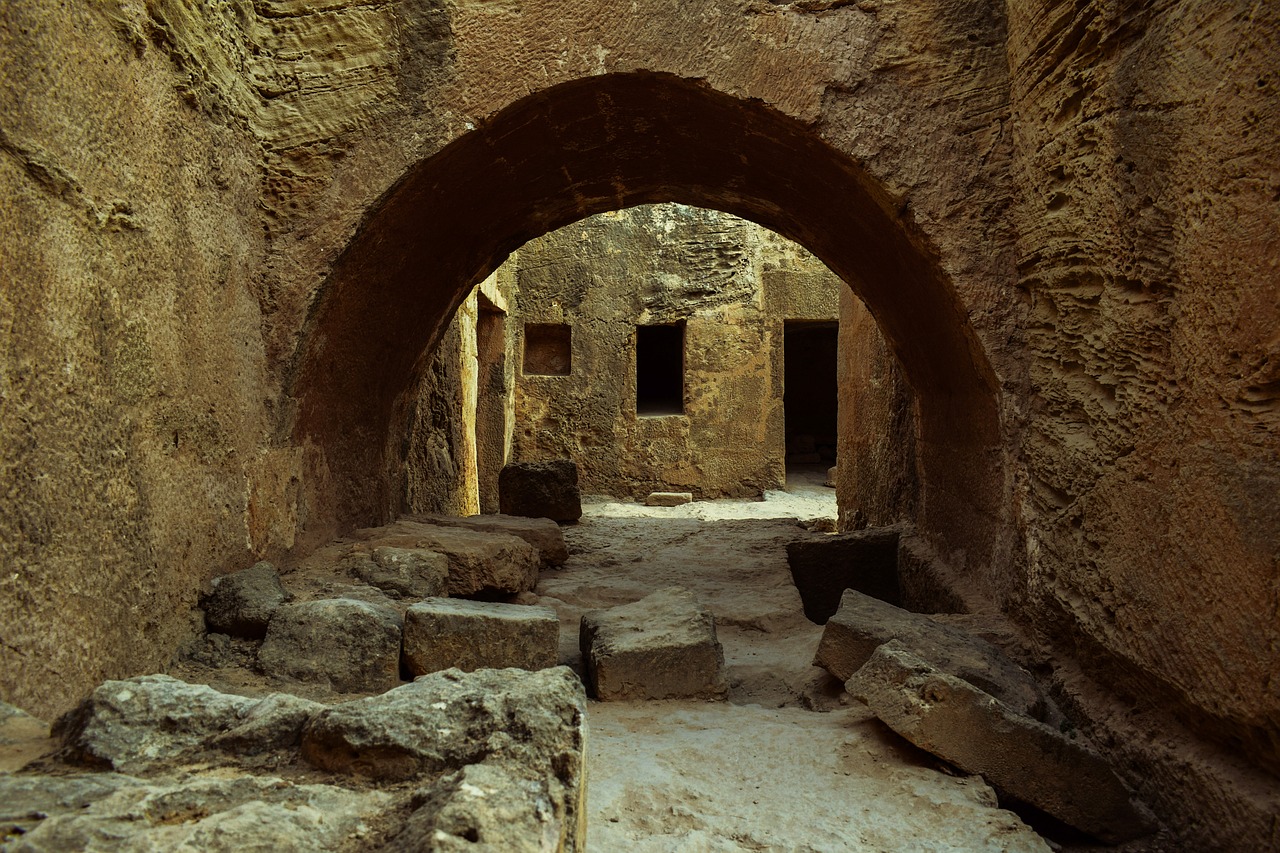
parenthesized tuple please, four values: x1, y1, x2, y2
(507, 204, 840, 500)
(0, 2, 273, 716)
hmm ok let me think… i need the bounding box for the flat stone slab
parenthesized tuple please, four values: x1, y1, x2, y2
(814, 588, 1050, 721)
(404, 513, 569, 566)
(787, 527, 902, 621)
(201, 561, 287, 639)
(580, 586, 728, 701)
(355, 521, 542, 597)
(343, 545, 449, 600)
(645, 491, 692, 506)
(259, 598, 403, 693)
(499, 459, 583, 522)
(402, 598, 559, 676)
(847, 642, 1155, 844)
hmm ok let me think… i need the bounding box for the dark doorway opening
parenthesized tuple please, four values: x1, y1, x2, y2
(784, 321, 839, 469)
(636, 322, 685, 416)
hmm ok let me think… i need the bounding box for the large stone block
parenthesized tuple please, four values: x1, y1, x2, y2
(343, 545, 449, 599)
(200, 561, 287, 639)
(499, 460, 583, 523)
(359, 522, 542, 597)
(258, 599, 403, 693)
(785, 527, 901, 622)
(579, 587, 728, 701)
(814, 588, 1049, 721)
(847, 642, 1155, 844)
(405, 513, 570, 566)
(402, 598, 559, 676)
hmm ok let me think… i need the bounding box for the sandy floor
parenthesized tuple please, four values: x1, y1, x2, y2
(534, 469, 1052, 852)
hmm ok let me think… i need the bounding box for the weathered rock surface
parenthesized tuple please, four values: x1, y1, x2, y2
(300, 668, 588, 804)
(54, 675, 322, 773)
(344, 545, 450, 600)
(848, 642, 1154, 844)
(258, 599, 403, 693)
(355, 521, 542, 597)
(580, 587, 728, 701)
(0, 701, 50, 772)
(201, 561, 288, 640)
(815, 588, 1050, 721)
(644, 491, 693, 507)
(402, 598, 559, 676)
(499, 460, 583, 523)
(384, 762, 578, 853)
(405, 513, 570, 567)
(0, 773, 392, 852)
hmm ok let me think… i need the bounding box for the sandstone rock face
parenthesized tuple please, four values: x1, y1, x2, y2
(402, 598, 560, 676)
(580, 587, 728, 701)
(344, 546, 450, 600)
(815, 589, 1050, 722)
(786, 527, 902, 622)
(499, 460, 583, 523)
(201, 561, 288, 639)
(848, 642, 1154, 844)
(258, 599, 403, 693)
(405, 513, 570, 567)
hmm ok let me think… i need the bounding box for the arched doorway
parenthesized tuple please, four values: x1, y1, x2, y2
(289, 71, 1004, 577)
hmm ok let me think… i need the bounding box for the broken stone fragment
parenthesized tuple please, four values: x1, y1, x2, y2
(258, 598, 403, 693)
(814, 588, 1050, 721)
(383, 762, 580, 852)
(0, 700, 51, 771)
(343, 545, 450, 599)
(580, 586, 728, 701)
(358, 521, 542, 597)
(200, 560, 287, 639)
(405, 513, 570, 566)
(499, 459, 583, 523)
(0, 772, 392, 852)
(847, 641, 1155, 844)
(54, 674, 322, 774)
(644, 491, 693, 506)
(786, 526, 902, 621)
(300, 667, 588, 796)
(402, 598, 560, 676)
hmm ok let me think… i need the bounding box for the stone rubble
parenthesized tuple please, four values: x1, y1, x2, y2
(847, 642, 1155, 844)
(258, 599, 403, 694)
(498, 460, 583, 523)
(580, 586, 728, 701)
(200, 561, 288, 640)
(402, 598, 560, 676)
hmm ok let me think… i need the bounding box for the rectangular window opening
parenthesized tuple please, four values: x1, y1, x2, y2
(523, 323, 571, 376)
(636, 322, 685, 416)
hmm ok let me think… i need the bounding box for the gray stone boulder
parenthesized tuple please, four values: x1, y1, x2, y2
(499, 460, 583, 523)
(384, 762, 581, 852)
(580, 586, 728, 701)
(814, 588, 1051, 721)
(847, 642, 1155, 844)
(201, 561, 287, 639)
(300, 667, 587, 791)
(0, 773, 392, 852)
(405, 513, 570, 566)
(54, 675, 322, 773)
(344, 545, 450, 599)
(402, 598, 559, 676)
(259, 598, 403, 693)
(786, 527, 901, 622)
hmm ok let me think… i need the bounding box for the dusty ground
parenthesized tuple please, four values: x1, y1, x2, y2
(533, 468, 1053, 852)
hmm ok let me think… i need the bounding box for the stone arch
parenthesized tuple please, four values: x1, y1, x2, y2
(291, 72, 1005, 572)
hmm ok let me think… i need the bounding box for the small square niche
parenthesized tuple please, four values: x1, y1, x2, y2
(523, 323, 572, 376)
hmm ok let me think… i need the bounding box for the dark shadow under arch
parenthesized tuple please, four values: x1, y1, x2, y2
(290, 72, 1006, 573)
